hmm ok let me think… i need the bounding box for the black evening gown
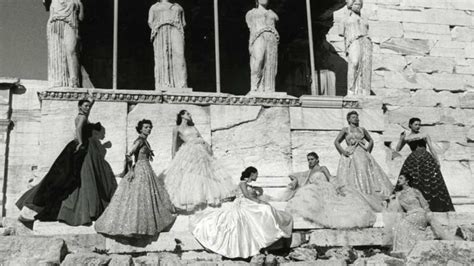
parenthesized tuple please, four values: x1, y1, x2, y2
(57, 136, 118, 226)
(398, 139, 455, 212)
(16, 123, 92, 221)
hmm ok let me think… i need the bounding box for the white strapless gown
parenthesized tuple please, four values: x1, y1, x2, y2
(191, 188, 293, 258)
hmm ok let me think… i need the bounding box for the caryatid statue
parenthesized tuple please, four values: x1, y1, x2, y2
(46, 0, 83, 88)
(343, 0, 372, 95)
(246, 0, 279, 93)
(148, 0, 188, 90)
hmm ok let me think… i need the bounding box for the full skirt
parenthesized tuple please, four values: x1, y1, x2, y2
(337, 146, 393, 199)
(286, 181, 376, 229)
(94, 160, 176, 237)
(164, 141, 235, 211)
(399, 149, 454, 212)
(57, 139, 118, 226)
(16, 139, 87, 221)
(191, 198, 293, 258)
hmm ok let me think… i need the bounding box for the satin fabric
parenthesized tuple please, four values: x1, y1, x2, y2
(191, 197, 293, 258)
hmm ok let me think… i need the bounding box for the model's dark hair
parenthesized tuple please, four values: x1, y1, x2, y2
(78, 99, 91, 107)
(394, 173, 412, 192)
(346, 110, 359, 121)
(409, 117, 421, 126)
(136, 119, 153, 133)
(176, 110, 194, 126)
(307, 152, 319, 159)
(240, 166, 258, 181)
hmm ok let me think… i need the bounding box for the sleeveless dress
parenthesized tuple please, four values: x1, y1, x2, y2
(286, 171, 376, 229)
(164, 129, 235, 211)
(336, 128, 393, 199)
(392, 187, 433, 254)
(398, 137, 454, 212)
(94, 137, 176, 237)
(57, 135, 118, 226)
(191, 183, 293, 259)
(16, 119, 93, 222)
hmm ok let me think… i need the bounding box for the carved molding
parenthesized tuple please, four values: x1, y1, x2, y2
(37, 88, 360, 108)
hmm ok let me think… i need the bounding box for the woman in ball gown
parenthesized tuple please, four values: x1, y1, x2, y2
(57, 122, 118, 226)
(16, 96, 96, 224)
(95, 119, 176, 237)
(285, 152, 377, 229)
(334, 111, 393, 201)
(163, 110, 235, 211)
(191, 167, 293, 259)
(394, 117, 454, 212)
(389, 174, 459, 255)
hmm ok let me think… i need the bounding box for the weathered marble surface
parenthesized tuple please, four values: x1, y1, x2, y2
(127, 103, 211, 175)
(406, 241, 474, 265)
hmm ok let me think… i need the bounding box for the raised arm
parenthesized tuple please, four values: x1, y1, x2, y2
(171, 127, 179, 159)
(395, 132, 406, 152)
(425, 134, 440, 165)
(362, 127, 374, 153)
(334, 128, 348, 156)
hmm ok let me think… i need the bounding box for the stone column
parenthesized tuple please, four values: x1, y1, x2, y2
(0, 78, 15, 217)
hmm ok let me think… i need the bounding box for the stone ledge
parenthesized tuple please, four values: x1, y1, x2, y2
(37, 88, 360, 108)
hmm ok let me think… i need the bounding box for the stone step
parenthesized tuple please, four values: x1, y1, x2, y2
(30, 202, 474, 236)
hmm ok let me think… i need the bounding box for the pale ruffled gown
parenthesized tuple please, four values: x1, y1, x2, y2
(191, 183, 293, 258)
(164, 129, 235, 211)
(337, 128, 393, 199)
(94, 137, 176, 237)
(285, 170, 376, 229)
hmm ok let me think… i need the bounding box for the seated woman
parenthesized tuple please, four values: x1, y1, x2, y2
(285, 152, 377, 229)
(191, 167, 293, 259)
(389, 174, 461, 255)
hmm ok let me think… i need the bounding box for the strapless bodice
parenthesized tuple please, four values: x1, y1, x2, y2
(406, 138, 427, 151)
(398, 188, 424, 212)
(345, 130, 365, 147)
(308, 171, 327, 184)
(179, 128, 201, 143)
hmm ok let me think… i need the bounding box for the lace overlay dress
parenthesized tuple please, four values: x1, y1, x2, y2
(164, 129, 235, 211)
(286, 171, 376, 229)
(95, 137, 176, 236)
(398, 137, 454, 212)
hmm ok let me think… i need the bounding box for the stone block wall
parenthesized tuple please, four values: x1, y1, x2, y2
(327, 0, 474, 210)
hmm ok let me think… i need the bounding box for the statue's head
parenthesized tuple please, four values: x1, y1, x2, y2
(347, 0, 363, 13)
(256, 0, 269, 8)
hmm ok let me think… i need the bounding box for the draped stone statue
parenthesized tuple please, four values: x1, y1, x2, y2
(148, 0, 188, 90)
(343, 0, 372, 95)
(46, 0, 83, 88)
(246, 0, 279, 93)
